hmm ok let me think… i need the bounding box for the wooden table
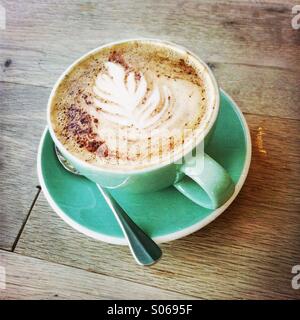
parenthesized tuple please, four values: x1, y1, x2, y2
(0, 0, 299, 300)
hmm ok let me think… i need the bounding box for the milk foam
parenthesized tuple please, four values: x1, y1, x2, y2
(51, 40, 213, 170)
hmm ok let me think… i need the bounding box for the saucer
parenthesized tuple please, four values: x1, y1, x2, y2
(37, 90, 251, 244)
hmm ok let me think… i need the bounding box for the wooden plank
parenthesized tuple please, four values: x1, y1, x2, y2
(0, 82, 48, 249)
(14, 114, 300, 299)
(1, 0, 299, 119)
(0, 250, 195, 299)
(212, 63, 300, 120)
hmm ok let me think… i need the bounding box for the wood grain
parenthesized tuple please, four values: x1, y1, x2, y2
(1, 0, 299, 299)
(14, 114, 300, 299)
(212, 63, 300, 119)
(0, 83, 48, 249)
(0, 250, 195, 300)
(1, 0, 299, 119)
(1, 0, 298, 250)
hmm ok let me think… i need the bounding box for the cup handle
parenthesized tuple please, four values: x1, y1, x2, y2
(174, 153, 235, 209)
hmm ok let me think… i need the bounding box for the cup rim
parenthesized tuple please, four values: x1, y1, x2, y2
(47, 38, 220, 174)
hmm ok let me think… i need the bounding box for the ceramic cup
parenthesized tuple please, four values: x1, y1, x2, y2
(47, 39, 235, 209)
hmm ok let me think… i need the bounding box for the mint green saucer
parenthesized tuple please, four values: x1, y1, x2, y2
(37, 90, 251, 244)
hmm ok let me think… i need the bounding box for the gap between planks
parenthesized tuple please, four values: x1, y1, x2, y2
(11, 187, 41, 252)
(0, 80, 50, 90)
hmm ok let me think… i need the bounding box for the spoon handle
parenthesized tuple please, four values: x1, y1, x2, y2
(96, 184, 162, 266)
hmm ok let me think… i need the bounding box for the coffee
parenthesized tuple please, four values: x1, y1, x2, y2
(50, 40, 215, 170)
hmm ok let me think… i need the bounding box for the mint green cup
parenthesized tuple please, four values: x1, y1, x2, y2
(47, 39, 235, 210)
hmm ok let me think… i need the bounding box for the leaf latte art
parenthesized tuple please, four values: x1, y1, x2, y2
(93, 62, 172, 129)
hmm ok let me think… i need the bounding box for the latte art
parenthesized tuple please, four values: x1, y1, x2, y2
(50, 40, 214, 170)
(93, 62, 172, 129)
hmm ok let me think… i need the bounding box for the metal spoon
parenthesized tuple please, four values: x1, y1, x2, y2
(55, 145, 162, 266)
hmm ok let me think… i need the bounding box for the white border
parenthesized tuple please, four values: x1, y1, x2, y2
(37, 90, 252, 245)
